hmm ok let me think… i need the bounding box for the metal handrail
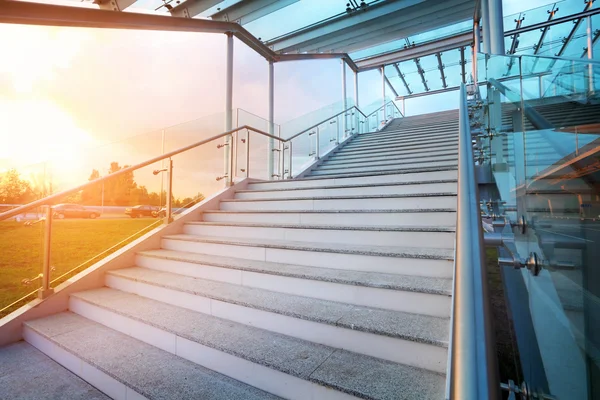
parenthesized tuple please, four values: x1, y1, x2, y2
(364, 100, 402, 119)
(0, 103, 378, 222)
(284, 105, 368, 141)
(450, 83, 499, 399)
(0, 125, 280, 222)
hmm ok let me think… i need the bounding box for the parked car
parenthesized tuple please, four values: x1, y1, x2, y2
(125, 205, 160, 218)
(53, 204, 100, 219)
(153, 207, 167, 218)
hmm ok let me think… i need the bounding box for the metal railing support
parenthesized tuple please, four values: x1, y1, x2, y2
(224, 32, 234, 186)
(450, 83, 500, 400)
(381, 66, 386, 121)
(40, 205, 54, 299)
(268, 61, 275, 179)
(354, 70, 359, 109)
(165, 158, 174, 224)
(245, 128, 250, 177)
(342, 59, 347, 138)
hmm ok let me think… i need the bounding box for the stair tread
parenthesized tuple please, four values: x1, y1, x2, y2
(24, 312, 280, 400)
(187, 221, 456, 232)
(0, 341, 110, 400)
(138, 249, 453, 295)
(241, 179, 457, 193)
(204, 208, 457, 214)
(301, 167, 457, 179)
(221, 192, 457, 202)
(107, 267, 450, 346)
(162, 234, 455, 260)
(69, 290, 446, 400)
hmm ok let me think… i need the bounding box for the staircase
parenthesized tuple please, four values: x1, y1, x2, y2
(11, 111, 459, 400)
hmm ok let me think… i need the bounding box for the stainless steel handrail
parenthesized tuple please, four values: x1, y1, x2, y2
(0, 104, 375, 221)
(450, 83, 499, 399)
(284, 105, 368, 141)
(364, 100, 402, 119)
(0, 125, 281, 222)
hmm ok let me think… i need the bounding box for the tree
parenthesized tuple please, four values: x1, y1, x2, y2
(81, 169, 102, 205)
(0, 169, 35, 204)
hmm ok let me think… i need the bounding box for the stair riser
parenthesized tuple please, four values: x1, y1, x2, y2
(202, 211, 457, 227)
(161, 239, 454, 278)
(23, 327, 146, 400)
(317, 157, 458, 171)
(102, 277, 448, 373)
(364, 124, 457, 137)
(137, 256, 451, 318)
(323, 151, 457, 165)
(340, 139, 458, 153)
(247, 170, 458, 190)
(330, 147, 457, 160)
(219, 196, 457, 211)
(68, 298, 351, 400)
(182, 225, 455, 248)
(236, 182, 457, 199)
(311, 161, 457, 175)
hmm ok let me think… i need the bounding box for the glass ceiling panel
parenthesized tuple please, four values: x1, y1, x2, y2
(349, 20, 471, 61)
(441, 48, 465, 88)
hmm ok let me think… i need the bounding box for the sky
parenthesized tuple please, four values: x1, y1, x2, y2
(0, 0, 559, 197)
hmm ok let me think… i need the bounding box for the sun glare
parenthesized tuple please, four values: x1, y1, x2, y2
(0, 99, 95, 185)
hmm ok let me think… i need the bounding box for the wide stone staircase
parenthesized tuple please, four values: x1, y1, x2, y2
(7, 111, 460, 400)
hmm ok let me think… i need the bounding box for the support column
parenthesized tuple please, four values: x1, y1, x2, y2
(354, 70, 359, 109)
(587, 16, 595, 95)
(381, 66, 386, 120)
(341, 59, 347, 138)
(481, 0, 491, 53)
(268, 61, 275, 179)
(224, 32, 234, 186)
(488, 0, 505, 55)
(473, 21, 480, 82)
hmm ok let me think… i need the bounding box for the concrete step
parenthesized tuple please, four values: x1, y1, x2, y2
(102, 271, 450, 372)
(351, 131, 457, 146)
(334, 143, 458, 158)
(325, 151, 457, 165)
(202, 209, 457, 227)
(330, 146, 458, 160)
(0, 341, 110, 400)
(183, 222, 455, 248)
(23, 312, 279, 400)
(160, 234, 454, 278)
(136, 249, 453, 317)
(316, 157, 458, 171)
(236, 180, 457, 199)
(310, 161, 458, 175)
(340, 137, 458, 152)
(218, 193, 458, 211)
(70, 288, 447, 398)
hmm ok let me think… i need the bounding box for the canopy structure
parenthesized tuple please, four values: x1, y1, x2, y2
(0, 0, 598, 98)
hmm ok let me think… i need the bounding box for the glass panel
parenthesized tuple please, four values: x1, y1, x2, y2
(485, 52, 600, 399)
(280, 98, 354, 140)
(0, 164, 47, 317)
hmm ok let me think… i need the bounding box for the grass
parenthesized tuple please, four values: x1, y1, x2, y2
(0, 218, 161, 318)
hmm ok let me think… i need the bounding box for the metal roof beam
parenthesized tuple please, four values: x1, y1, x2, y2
(504, 5, 599, 37)
(170, 0, 221, 18)
(311, 6, 473, 54)
(380, 70, 400, 97)
(355, 31, 472, 71)
(95, 0, 137, 12)
(0, 0, 360, 71)
(533, 5, 558, 55)
(266, 0, 472, 53)
(508, 16, 524, 54)
(436, 52, 448, 88)
(582, 28, 600, 57)
(210, 0, 299, 25)
(393, 64, 412, 94)
(285, 1, 472, 53)
(414, 58, 430, 92)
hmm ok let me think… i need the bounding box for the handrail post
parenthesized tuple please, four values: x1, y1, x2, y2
(164, 158, 174, 224)
(39, 205, 54, 299)
(288, 141, 293, 179)
(245, 128, 250, 178)
(315, 127, 320, 160)
(450, 83, 499, 400)
(224, 32, 234, 186)
(268, 61, 275, 179)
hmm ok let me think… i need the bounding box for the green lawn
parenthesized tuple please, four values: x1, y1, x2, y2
(0, 218, 160, 317)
